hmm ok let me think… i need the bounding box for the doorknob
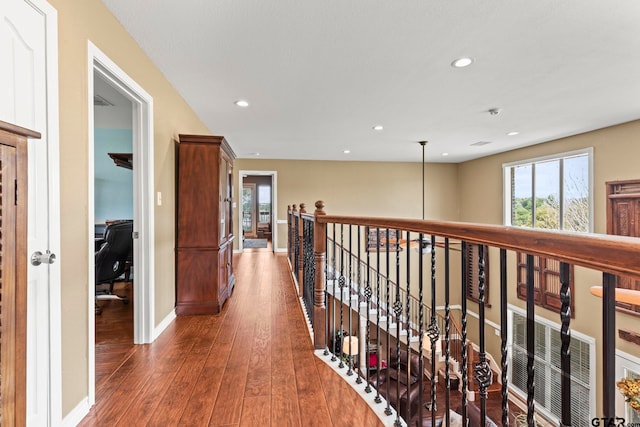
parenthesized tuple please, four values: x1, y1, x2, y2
(31, 250, 56, 266)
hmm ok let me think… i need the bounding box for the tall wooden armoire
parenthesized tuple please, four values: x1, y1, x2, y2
(0, 121, 40, 426)
(175, 134, 236, 315)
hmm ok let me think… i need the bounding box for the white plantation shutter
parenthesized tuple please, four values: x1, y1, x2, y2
(510, 312, 592, 425)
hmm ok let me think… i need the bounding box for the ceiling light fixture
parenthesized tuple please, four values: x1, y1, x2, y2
(442, 152, 449, 157)
(451, 57, 474, 68)
(235, 100, 249, 107)
(373, 125, 384, 131)
(507, 131, 520, 136)
(343, 149, 351, 154)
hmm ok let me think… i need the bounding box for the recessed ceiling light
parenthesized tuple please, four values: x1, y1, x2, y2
(343, 149, 351, 154)
(372, 125, 384, 131)
(254, 152, 260, 156)
(442, 152, 449, 157)
(235, 100, 249, 107)
(507, 131, 520, 136)
(451, 57, 474, 68)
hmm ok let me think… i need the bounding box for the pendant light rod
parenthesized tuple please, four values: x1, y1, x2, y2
(419, 141, 428, 221)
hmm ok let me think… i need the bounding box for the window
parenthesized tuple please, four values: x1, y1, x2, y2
(504, 149, 592, 232)
(509, 310, 594, 425)
(505, 149, 591, 313)
(465, 244, 490, 305)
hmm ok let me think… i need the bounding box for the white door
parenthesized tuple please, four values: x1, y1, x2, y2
(0, 0, 60, 425)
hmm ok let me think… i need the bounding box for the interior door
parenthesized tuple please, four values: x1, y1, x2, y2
(0, 0, 54, 424)
(242, 183, 257, 238)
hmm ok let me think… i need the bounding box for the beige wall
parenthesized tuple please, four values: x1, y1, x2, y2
(50, 0, 209, 416)
(234, 159, 460, 251)
(458, 119, 640, 416)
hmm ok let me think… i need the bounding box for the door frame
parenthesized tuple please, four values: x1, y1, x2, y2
(239, 170, 278, 252)
(87, 42, 155, 404)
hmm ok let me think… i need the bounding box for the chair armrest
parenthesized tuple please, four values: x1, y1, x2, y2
(369, 368, 389, 388)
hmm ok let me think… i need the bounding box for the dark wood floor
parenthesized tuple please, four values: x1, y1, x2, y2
(80, 251, 384, 426)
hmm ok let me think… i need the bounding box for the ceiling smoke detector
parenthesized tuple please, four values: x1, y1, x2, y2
(488, 108, 501, 116)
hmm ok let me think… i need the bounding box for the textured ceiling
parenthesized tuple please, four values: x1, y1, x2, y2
(101, 0, 640, 162)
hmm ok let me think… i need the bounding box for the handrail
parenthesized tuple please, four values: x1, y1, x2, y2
(318, 215, 640, 281)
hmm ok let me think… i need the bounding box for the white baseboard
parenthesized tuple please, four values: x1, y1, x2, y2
(274, 247, 287, 253)
(153, 308, 176, 341)
(61, 397, 90, 427)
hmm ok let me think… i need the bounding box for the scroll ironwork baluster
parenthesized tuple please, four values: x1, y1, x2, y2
(393, 230, 402, 426)
(356, 226, 363, 384)
(364, 226, 373, 393)
(500, 248, 510, 426)
(347, 225, 354, 376)
(560, 262, 571, 427)
(323, 223, 330, 356)
(405, 231, 412, 421)
(526, 254, 536, 426)
(331, 224, 337, 362)
(428, 234, 439, 423)
(475, 244, 491, 426)
(338, 224, 345, 369)
(375, 227, 382, 404)
(460, 241, 468, 425)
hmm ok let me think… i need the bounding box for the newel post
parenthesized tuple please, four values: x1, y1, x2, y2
(313, 200, 327, 350)
(297, 203, 306, 294)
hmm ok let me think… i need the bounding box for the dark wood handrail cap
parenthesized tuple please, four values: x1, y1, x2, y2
(300, 203, 306, 213)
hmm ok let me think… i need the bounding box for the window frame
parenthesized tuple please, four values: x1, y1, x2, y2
(502, 148, 594, 233)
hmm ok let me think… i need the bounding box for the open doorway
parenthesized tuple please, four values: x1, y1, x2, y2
(88, 42, 155, 405)
(93, 72, 134, 338)
(240, 171, 278, 251)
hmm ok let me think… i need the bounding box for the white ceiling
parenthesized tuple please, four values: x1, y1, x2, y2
(101, 0, 640, 163)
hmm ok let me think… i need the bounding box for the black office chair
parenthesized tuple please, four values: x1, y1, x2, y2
(95, 220, 133, 314)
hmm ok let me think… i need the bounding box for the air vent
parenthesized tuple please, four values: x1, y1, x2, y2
(471, 141, 492, 147)
(93, 94, 114, 107)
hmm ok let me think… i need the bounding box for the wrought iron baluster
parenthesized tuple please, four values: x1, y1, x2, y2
(475, 244, 491, 426)
(460, 241, 468, 425)
(356, 226, 363, 384)
(364, 226, 373, 393)
(526, 254, 536, 426)
(500, 248, 510, 427)
(331, 224, 338, 362)
(444, 238, 451, 425)
(428, 234, 439, 424)
(339, 224, 345, 369)
(417, 232, 425, 424)
(324, 223, 330, 356)
(603, 272, 616, 419)
(560, 262, 571, 427)
(393, 230, 402, 426)
(375, 227, 382, 404)
(405, 232, 412, 422)
(384, 229, 392, 416)
(347, 225, 354, 376)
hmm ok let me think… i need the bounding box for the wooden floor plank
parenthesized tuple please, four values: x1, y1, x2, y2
(81, 250, 384, 427)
